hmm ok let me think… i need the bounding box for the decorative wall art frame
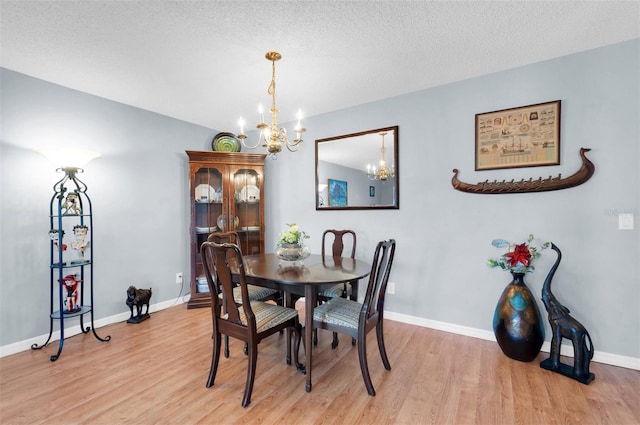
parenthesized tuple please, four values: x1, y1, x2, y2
(475, 100, 561, 171)
(328, 179, 348, 207)
(369, 186, 375, 197)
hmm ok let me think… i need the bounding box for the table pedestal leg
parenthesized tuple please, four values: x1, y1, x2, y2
(285, 290, 306, 374)
(305, 285, 315, 392)
(284, 291, 292, 365)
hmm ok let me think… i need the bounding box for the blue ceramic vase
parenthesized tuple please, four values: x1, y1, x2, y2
(493, 272, 545, 362)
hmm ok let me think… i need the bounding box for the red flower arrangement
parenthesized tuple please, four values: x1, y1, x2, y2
(487, 234, 549, 273)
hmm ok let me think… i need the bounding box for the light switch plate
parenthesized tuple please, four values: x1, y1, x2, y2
(619, 213, 634, 230)
(387, 281, 396, 294)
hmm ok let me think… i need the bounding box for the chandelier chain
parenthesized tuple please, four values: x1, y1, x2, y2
(366, 131, 395, 181)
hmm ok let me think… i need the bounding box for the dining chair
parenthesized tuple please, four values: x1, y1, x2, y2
(207, 231, 281, 358)
(311, 238, 396, 396)
(201, 240, 302, 407)
(317, 229, 357, 348)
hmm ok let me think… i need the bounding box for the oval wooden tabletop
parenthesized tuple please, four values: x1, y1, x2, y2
(242, 253, 370, 286)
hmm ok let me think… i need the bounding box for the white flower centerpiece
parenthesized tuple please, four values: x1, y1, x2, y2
(275, 223, 311, 265)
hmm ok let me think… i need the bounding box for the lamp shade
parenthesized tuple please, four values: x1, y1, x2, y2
(37, 147, 101, 168)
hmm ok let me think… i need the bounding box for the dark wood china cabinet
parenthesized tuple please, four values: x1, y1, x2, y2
(186, 150, 266, 308)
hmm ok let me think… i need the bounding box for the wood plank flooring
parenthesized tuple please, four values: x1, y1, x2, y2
(1, 303, 639, 424)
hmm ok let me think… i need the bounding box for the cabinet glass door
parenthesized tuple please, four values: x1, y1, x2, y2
(193, 166, 223, 293)
(232, 168, 262, 255)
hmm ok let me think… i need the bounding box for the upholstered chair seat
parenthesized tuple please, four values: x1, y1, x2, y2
(233, 285, 280, 305)
(314, 296, 361, 329)
(228, 300, 299, 333)
(321, 282, 353, 299)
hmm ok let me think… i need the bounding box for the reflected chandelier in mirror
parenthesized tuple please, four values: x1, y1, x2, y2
(316, 126, 399, 210)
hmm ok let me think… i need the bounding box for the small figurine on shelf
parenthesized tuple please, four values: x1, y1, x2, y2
(71, 224, 90, 264)
(48, 229, 67, 266)
(126, 286, 152, 324)
(60, 274, 81, 314)
(61, 192, 82, 215)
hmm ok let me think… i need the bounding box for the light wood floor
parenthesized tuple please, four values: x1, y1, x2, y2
(1, 303, 639, 425)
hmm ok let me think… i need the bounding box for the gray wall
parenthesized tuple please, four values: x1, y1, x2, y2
(0, 69, 218, 345)
(265, 39, 639, 360)
(1, 39, 638, 361)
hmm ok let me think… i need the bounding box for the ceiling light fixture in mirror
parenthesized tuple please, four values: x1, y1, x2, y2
(366, 131, 395, 181)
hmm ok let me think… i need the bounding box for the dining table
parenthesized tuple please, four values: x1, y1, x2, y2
(240, 253, 371, 392)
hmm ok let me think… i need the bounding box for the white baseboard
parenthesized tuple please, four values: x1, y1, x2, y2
(3, 300, 638, 371)
(0, 296, 188, 358)
(384, 310, 640, 371)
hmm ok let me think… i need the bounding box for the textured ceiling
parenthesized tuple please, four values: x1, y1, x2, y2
(1, 1, 638, 134)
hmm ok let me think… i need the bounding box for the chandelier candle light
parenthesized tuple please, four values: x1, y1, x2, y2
(237, 51, 306, 158)
(366, 131, 395, 181)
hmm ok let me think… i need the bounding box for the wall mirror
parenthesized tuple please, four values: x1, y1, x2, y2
(315, 126, 399, 210)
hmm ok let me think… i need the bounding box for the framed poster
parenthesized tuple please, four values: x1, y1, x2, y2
(369, 186, 375, 197)
(475, 100, 561, 171)
(328, 179, 348, 206)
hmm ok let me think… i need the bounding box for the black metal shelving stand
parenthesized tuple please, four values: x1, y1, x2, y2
(31, 167, 110, 361)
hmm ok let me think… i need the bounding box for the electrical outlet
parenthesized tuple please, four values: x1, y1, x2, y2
(387, 281, 396, 294)
(176, 272, 183, 285)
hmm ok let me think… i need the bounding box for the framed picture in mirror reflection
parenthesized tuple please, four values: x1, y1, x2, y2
(328, 179, 348, 206)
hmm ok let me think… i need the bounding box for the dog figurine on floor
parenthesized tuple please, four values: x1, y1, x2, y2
(126, 286, 152, 323)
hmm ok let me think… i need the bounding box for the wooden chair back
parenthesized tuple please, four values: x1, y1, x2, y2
(201, 241, 247, 328)
(322, 229, 356, 259)
(362, 239, 396, 326)
(204, 231, 238, 297)
(208, 230, 242, 252)
(207, 230, 280, 308)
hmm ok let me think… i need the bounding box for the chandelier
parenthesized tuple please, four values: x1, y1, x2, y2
(366, 131, 395, 181)
(237, 51, 305, 158)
